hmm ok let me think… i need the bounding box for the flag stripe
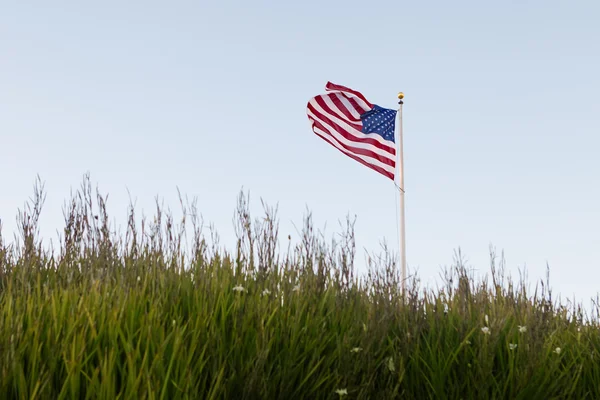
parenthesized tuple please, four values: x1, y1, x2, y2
(334, 93, 362, 121)
(308, 98, 396, 154)
(328, 93, 360, 122)
(309, 118, 395, 179)
(325, 82, 373, 110)
(307, 111, 396, 168)
(314, 95, 362, 131)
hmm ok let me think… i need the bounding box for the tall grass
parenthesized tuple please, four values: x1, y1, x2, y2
(1, 175, 599, 399)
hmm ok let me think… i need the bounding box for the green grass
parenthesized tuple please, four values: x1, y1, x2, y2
(1, 175, 599, 399)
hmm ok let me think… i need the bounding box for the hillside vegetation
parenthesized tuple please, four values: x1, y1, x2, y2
(1, 176, 599, 399)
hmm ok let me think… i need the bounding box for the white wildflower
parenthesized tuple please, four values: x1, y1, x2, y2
(518, 325, 527, 333)
(233, 285, 245, 292)
(481, 327, 490, 335)
(509, 343, 517, 350)
(335, 388, 348, 396)
(554, 347, 561, 354)
(137, 276, 141, 282)
(350, 347, 363, 353)
(386, 356, 395, 372)
(262, 289, 271, 296)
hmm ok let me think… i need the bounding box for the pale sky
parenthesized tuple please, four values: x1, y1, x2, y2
(1, 1, 599, 306)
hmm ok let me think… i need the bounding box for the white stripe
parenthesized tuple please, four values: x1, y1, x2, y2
(319, 94, 358, 122)
(307, 108, 396, 162)
(338, 91, 371, 113)
(308, 99, 395, 150)
(334, 93, 362, 120)
(325, 87, 372, 112)
(309, 120, 396, 176)
(321, 93, 362, 122)
(324, 85, 372, 112)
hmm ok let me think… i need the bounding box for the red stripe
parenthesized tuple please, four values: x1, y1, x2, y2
(345, 95, 369, 115)
(308, 117, 396, 169)
(308, 99, 396, 156)
(313, 96, 362, 131)
(309, 118, 394, 180)
(328, 93, 360, 122)
(325, 82, 374, 109)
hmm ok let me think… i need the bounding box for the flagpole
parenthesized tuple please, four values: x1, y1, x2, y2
(397, 92, 406, 295)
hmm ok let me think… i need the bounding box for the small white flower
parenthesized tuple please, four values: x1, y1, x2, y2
(518, 325, 527, 333)
(386, 356, 395, 372)
(293, 284, 300, 292)
(233, 285, 245, 292)
(554, 347, 561, 354)
(262, 289, 271, 296)
(481, 327, 490, 335)
(137, 276, 141, 282)
(509, 343, 517, 350)
(335, 388, 348, 396)
(485, 315, 489, 324)
(350, 347, 363, 353)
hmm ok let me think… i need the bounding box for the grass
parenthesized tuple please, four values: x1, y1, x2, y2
(1, 175, 600, 399)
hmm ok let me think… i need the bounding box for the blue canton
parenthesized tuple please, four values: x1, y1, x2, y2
(360, 105, 396, 142)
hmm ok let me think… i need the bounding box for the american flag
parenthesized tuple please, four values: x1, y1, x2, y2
(306, 82, 397, 180)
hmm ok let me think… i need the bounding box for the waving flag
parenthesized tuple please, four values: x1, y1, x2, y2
(306, 82, 397, 180)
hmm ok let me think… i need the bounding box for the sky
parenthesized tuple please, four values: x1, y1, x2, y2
(1, 1, 599, 306)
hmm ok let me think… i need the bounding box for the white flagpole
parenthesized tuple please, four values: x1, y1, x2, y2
(397, 92, 406, 295)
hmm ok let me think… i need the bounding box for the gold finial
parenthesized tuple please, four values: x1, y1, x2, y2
(397, 92, 404, 100)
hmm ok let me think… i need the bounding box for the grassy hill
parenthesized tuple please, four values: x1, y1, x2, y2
(1, 177, 598, 399)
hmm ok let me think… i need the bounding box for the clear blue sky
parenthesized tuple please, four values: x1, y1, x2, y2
(1, 1, 599, 304)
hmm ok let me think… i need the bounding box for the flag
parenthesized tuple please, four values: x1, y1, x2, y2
(306, 82, 397, 180)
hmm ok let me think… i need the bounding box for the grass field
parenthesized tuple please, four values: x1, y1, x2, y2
(1, 177, 599, 399)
